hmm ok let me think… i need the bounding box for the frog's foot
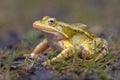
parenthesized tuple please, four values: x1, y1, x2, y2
(30, 53, 38, 58)
(95, 39, 108, 61)
(42, 57, 62, 66)
(95, 49, 108, 61)
(42, 60, 51, 66)
(24, 53, 39, 68)
(25, 54, 41, 68)
(25, 55, 36, 68)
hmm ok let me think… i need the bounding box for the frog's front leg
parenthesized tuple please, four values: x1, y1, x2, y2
(25, 39, 49, 68)
(31, 39, 49, 58)
(43, 44, 75, 66)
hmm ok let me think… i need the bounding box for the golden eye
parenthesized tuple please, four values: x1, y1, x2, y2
(48, 18, 55, 26)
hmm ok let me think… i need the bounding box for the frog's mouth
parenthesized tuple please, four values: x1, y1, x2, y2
(33, 20, 68, 40)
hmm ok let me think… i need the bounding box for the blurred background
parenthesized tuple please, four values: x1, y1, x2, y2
(0, 0, 120, 48)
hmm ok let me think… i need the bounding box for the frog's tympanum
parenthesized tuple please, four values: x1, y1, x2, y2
(31, 16, 108, 66)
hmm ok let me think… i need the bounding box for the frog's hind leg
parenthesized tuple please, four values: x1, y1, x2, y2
(94, 38, 108, 61)
(43, 45, 75, 66)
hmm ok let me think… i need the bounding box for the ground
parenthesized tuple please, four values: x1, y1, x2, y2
(0, 31, 120, 80)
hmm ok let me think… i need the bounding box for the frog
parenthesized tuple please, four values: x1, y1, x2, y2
(30, 16, 108, 66)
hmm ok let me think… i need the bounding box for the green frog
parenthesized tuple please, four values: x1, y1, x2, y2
(30, 16, 108, 66)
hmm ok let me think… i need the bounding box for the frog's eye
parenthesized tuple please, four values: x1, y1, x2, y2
(48, 18, 56, 26)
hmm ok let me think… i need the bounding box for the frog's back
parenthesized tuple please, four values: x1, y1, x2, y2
(70, 23, 96, 40)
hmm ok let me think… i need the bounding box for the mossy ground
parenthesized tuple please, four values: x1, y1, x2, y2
(0, 40, 120, 80)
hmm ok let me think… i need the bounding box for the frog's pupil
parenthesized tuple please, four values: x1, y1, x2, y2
(50, 20, 54, 22)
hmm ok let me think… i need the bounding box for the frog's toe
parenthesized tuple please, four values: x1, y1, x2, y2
(30, 53, 38, 58)
(25, 57, 36, 68)
(42, 60, 51, 66)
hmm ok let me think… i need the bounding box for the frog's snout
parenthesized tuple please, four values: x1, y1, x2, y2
(32, 20, 41, 30)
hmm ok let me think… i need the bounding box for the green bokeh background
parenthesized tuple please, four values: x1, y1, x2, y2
(0, 0, 120, 47)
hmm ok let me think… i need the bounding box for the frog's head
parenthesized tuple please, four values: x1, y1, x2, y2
(33, 16, 57, 30)
(33, 16, 68, 40)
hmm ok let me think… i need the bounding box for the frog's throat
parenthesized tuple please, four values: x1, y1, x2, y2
(42, 30, 67, 41)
